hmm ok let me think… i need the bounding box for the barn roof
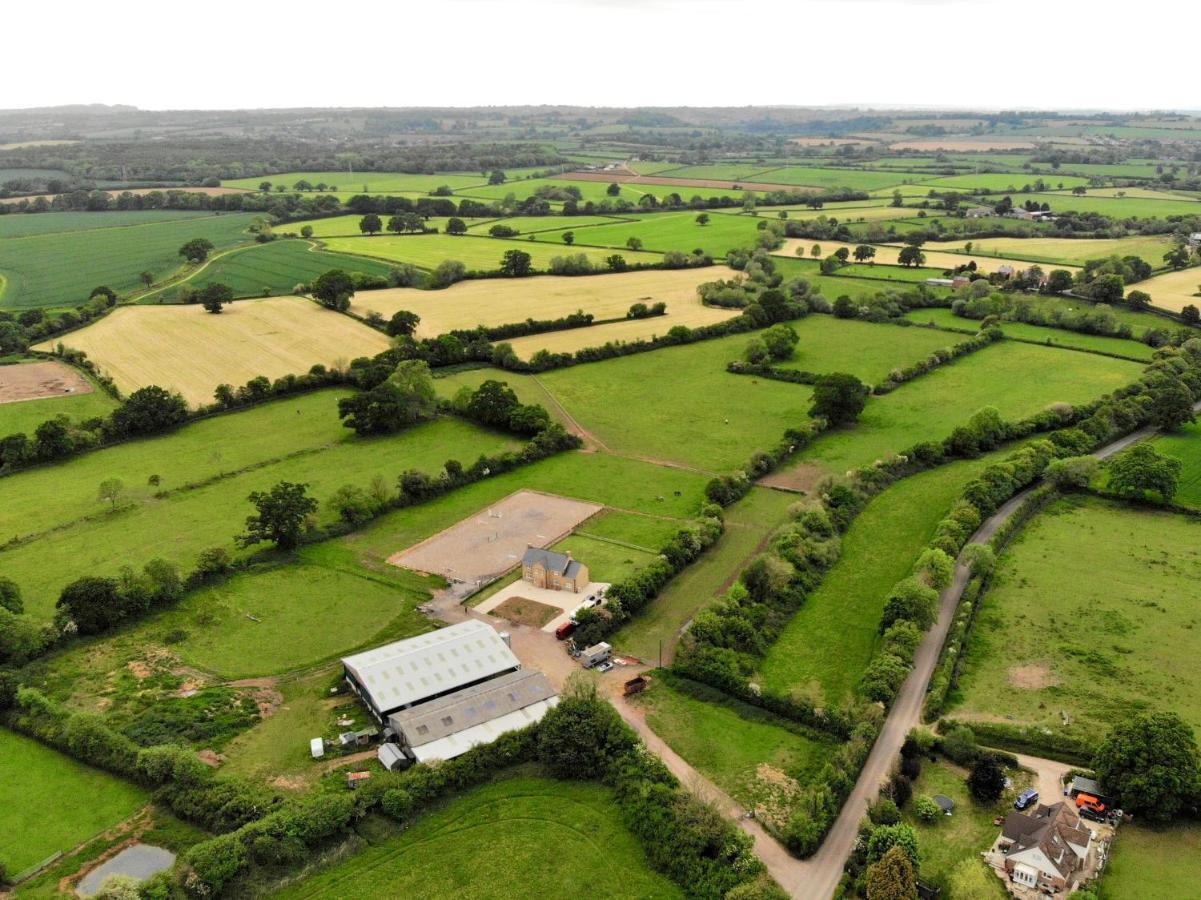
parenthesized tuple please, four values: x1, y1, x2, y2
(522, 547, 585, 580)
(341, 620, 519, 716)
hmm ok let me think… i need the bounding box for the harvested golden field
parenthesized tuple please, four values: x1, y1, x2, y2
(935, 234, 1172, 267)
(35, 297, 391, 406)
(776, 238, 1080, 274)
(503, 302, 739, 358)
(1135, 267, 1201, 313)
(349, 267, 736, 338)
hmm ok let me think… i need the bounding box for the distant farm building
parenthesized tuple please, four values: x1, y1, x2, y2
(965, 206, 993, 218)
(522, 546, 590, 593)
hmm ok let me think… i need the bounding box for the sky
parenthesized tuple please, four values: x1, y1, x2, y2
(6, 0, 1197, 112)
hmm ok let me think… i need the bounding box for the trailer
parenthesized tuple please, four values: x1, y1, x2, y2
(579, 642, 612, 668)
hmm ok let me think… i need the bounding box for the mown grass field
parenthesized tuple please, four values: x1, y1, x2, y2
(634, 673, 836, 811)
(776, 316, 965, 384)
(0, 368, 119, 435)
(749, 166, 911, 191)
(614, 487, 798, 663)
(0, 397, 520, 619)
(1022, 192, 1201, 219)
(1102, 823, 1201, 899)
(902, 307, 1157, 359)
(162, 239, 395, 300)
(320, 232, 661, 271)
(952, 496, 1201, 737)
(541, 210, 765, 255)
(0, 727, 147, 874)
(37, 297, 391, 406)
(0, 213, 259, 309)
(916, 172, 1090, 191)
(936, 234, 1174, 267)
(349, 267, 732, 338)
(222, 171, 493, 194)
(468, 176, 751, 204)
(0, 210, 220, 239)
(274, 775, 684, 900)
(758, 455, 1000, 702)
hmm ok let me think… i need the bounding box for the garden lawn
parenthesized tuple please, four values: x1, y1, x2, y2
(0, 213, 258, 309)
(0, 727, 147, 875)
(952, 496, 1201, 737)
(1101, 823, 1201, 899)
(614, 487, 798, 663)
(1153, 420, 1201, 508)
(274, 775, 683, 900)
(902, 308, 1156, 360)
(634, 673, 836, 813)
(319, 233, 661, 272)
(758, 454, 1004, 703)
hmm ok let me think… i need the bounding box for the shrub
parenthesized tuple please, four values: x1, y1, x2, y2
(913, 795, 941, 824)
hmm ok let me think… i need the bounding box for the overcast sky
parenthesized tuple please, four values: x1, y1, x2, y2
(8, 0, 1196, 112)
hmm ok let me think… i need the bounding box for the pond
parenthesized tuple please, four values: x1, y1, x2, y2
(77, 844, 175, 896)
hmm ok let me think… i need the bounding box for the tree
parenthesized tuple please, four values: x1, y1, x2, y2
(1126, 289, 1151, 310)
(890, 190, 904, 207)
(359, 213, 382, 236)
(488, 170, 506, 185)
(810, 372, 868, 425)
(606, 254, 628, 272)
(762, 323, 799, 361)
(913, 795, 942, 824)
(179, 238, 215, 263)
(1089, 273, 1124, 304)
(696, 213, 710, 226)
(537, 679, 638, 778)
(1147, 378, 1196, 431)
(56, 576, 122, 634)
(1045, 269, 1074, 294)
(1044, 455, 1098, 490)
(1094, 711, 1201, 823)
(853, 244, 876, 263)
(311, 269, 355, 311)
(109, 386, 188, 436)
(98, 478, 124, 509)
(561, 231, 575, 245)
(743, 338, 768, 364)
(967, 756, 1006, 802)
(1107, 443, 1183, 502)
(810, 243, 822, 259)
(300, 225, 314, 239)
(238, 481, 318, 550)
(139, 271, 155, 288)
(1164, 245, 1192, 270)
(865, 823, 919, 867)
(606, 182, 620, 196)
(430, 259, 466, 288)
(259, 182, 272, 193)
(881, 578, 939, 631)
(338, 360, 438, 435)
(500, 249, 533, 277)
(386, 309, 420, 337)
(865, 845, 918, 900)
(0, 577, 22, 615)
(199, 282, 233, 314)
(897, 246, 925, 267)
(445, 217, 468, 235)
(626, 237, 643, 251)
(1183, 304, 1200, 326)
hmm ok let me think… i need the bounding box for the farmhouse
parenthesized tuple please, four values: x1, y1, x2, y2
(992, 801, 1095, 895)
(522, 546, 590, 593)
(341, 620, 521, 722)
(965, 206, 994, 218)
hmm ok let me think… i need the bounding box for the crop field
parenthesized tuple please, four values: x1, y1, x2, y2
(0, 727, 147, 875)
(502, 305, 740, 358)
(462, 177, 750, 204)
(951, 496, 1201, 737)
(349, 267, 732, 337)
(36, 297, 391, 406)
(319, 232, 661, 271)
(161, 239, 395, 300)
(777, 340, 1141, 478)
(654, 164, 788, 181)
(222, 171, 493, 194)
(749, 166, 912, 191)
(1132, 265, 1201, 313)
(0, 361, 119, 434)
(1153, 420, 1201, 508)
(0, 397, 519, 619)
(759, 455, 998, 702)
(0, 212, 259, 309)
(936, 234, 1174, 267)
(0, 209, 220, 239)
(1103, 824, 1201, 899)
(915, 172, 1090, 191)
(902, 308, 1157, 359)
(764, 204, 918, 223)
(776, 238, 1081, 274)
(635, 673, 836, 813)
(275, 776, 683, 900)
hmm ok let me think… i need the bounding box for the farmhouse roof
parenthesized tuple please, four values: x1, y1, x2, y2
(389, 670, 558, 763)
(1001, 802, 1091, 878)
(522, 546, 585, 580)
(341, 620, 519, 716)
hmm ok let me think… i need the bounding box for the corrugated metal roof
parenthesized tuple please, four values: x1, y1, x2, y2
(341, 620, 519, 715)
(410, 697, 559, 763)
(388, 669, 557, 747)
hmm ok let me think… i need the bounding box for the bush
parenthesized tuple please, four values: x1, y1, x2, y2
(913, 795, 941, 824)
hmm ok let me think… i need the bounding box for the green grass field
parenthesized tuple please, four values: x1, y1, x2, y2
(1102, 823, 1201, 899)
(222, 171, 493, 194)
(758, 455, 1000, 702)
(1153, 420, 1201, 508)
(751, 166, 911, 192)
(0, 213, 259, 309)
(0, 727, 147, 874)
(462, 177, 750, 204)
(1023, 192, 1201, 219)
(916, 172, 1090, 192)
(614, 487, 798, 663)
(952, 495, 1201, 737)
(937, 234, 1174, 268)
(902, 308, 1157, 359)
(160, 239, 396, 300)
(0, 210, 220, 239)
(319, 233, 661, 271)
(634, 673, 836, 812)
(0, 393, 520, 619)
(274, 775, 683, 900)
(535, 210, 764, 256)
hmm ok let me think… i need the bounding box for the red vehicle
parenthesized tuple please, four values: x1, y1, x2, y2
(1075, 793, 1107, 819)
(555, 621, 576, 641)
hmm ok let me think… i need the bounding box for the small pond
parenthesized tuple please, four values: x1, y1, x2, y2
(77, 844, 175, 896)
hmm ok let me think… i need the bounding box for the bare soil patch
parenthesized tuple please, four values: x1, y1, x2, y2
(389, 489, 602, 586)
(491, 595, 562, 628)
(758, 462, 827, 494)
(0, 360, 94, 405)
(1008, 663, 1058, 690)
(558, 171, 817, 193)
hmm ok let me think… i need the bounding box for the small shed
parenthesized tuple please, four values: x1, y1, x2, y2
(309, 737, 325, 760)
(933, 794, 955, 815)
(378, 743, 408, 772)
(1070, 776, 1112, 806)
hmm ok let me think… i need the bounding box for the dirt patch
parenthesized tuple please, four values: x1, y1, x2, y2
(197, 749, 225, 767)
(558, 171, 819, 193)
(126, 660, 153, 680)
(248, 686, 284, 718)
(0, 360, 94, 405)
(491, 595, 562, 628)
(758, 462, 827, 494)
(1008, 663, 1058, 690)
(270, 774, 307, 790)
(753, 763, 804, 830)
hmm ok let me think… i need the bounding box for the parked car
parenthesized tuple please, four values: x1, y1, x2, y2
(555, 621, 576, 641)
(595, 660, 615, 673)
(1075, 793, 1107, 819)
(1014, 789, 1039, 810)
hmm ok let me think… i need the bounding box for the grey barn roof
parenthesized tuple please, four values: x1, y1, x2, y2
(522, 547, 585, 580)
(341, 620, 519, 716)
(388, 669, 557, 748)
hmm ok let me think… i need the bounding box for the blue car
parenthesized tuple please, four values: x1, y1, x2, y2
(1014, 788, 1039, 810)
